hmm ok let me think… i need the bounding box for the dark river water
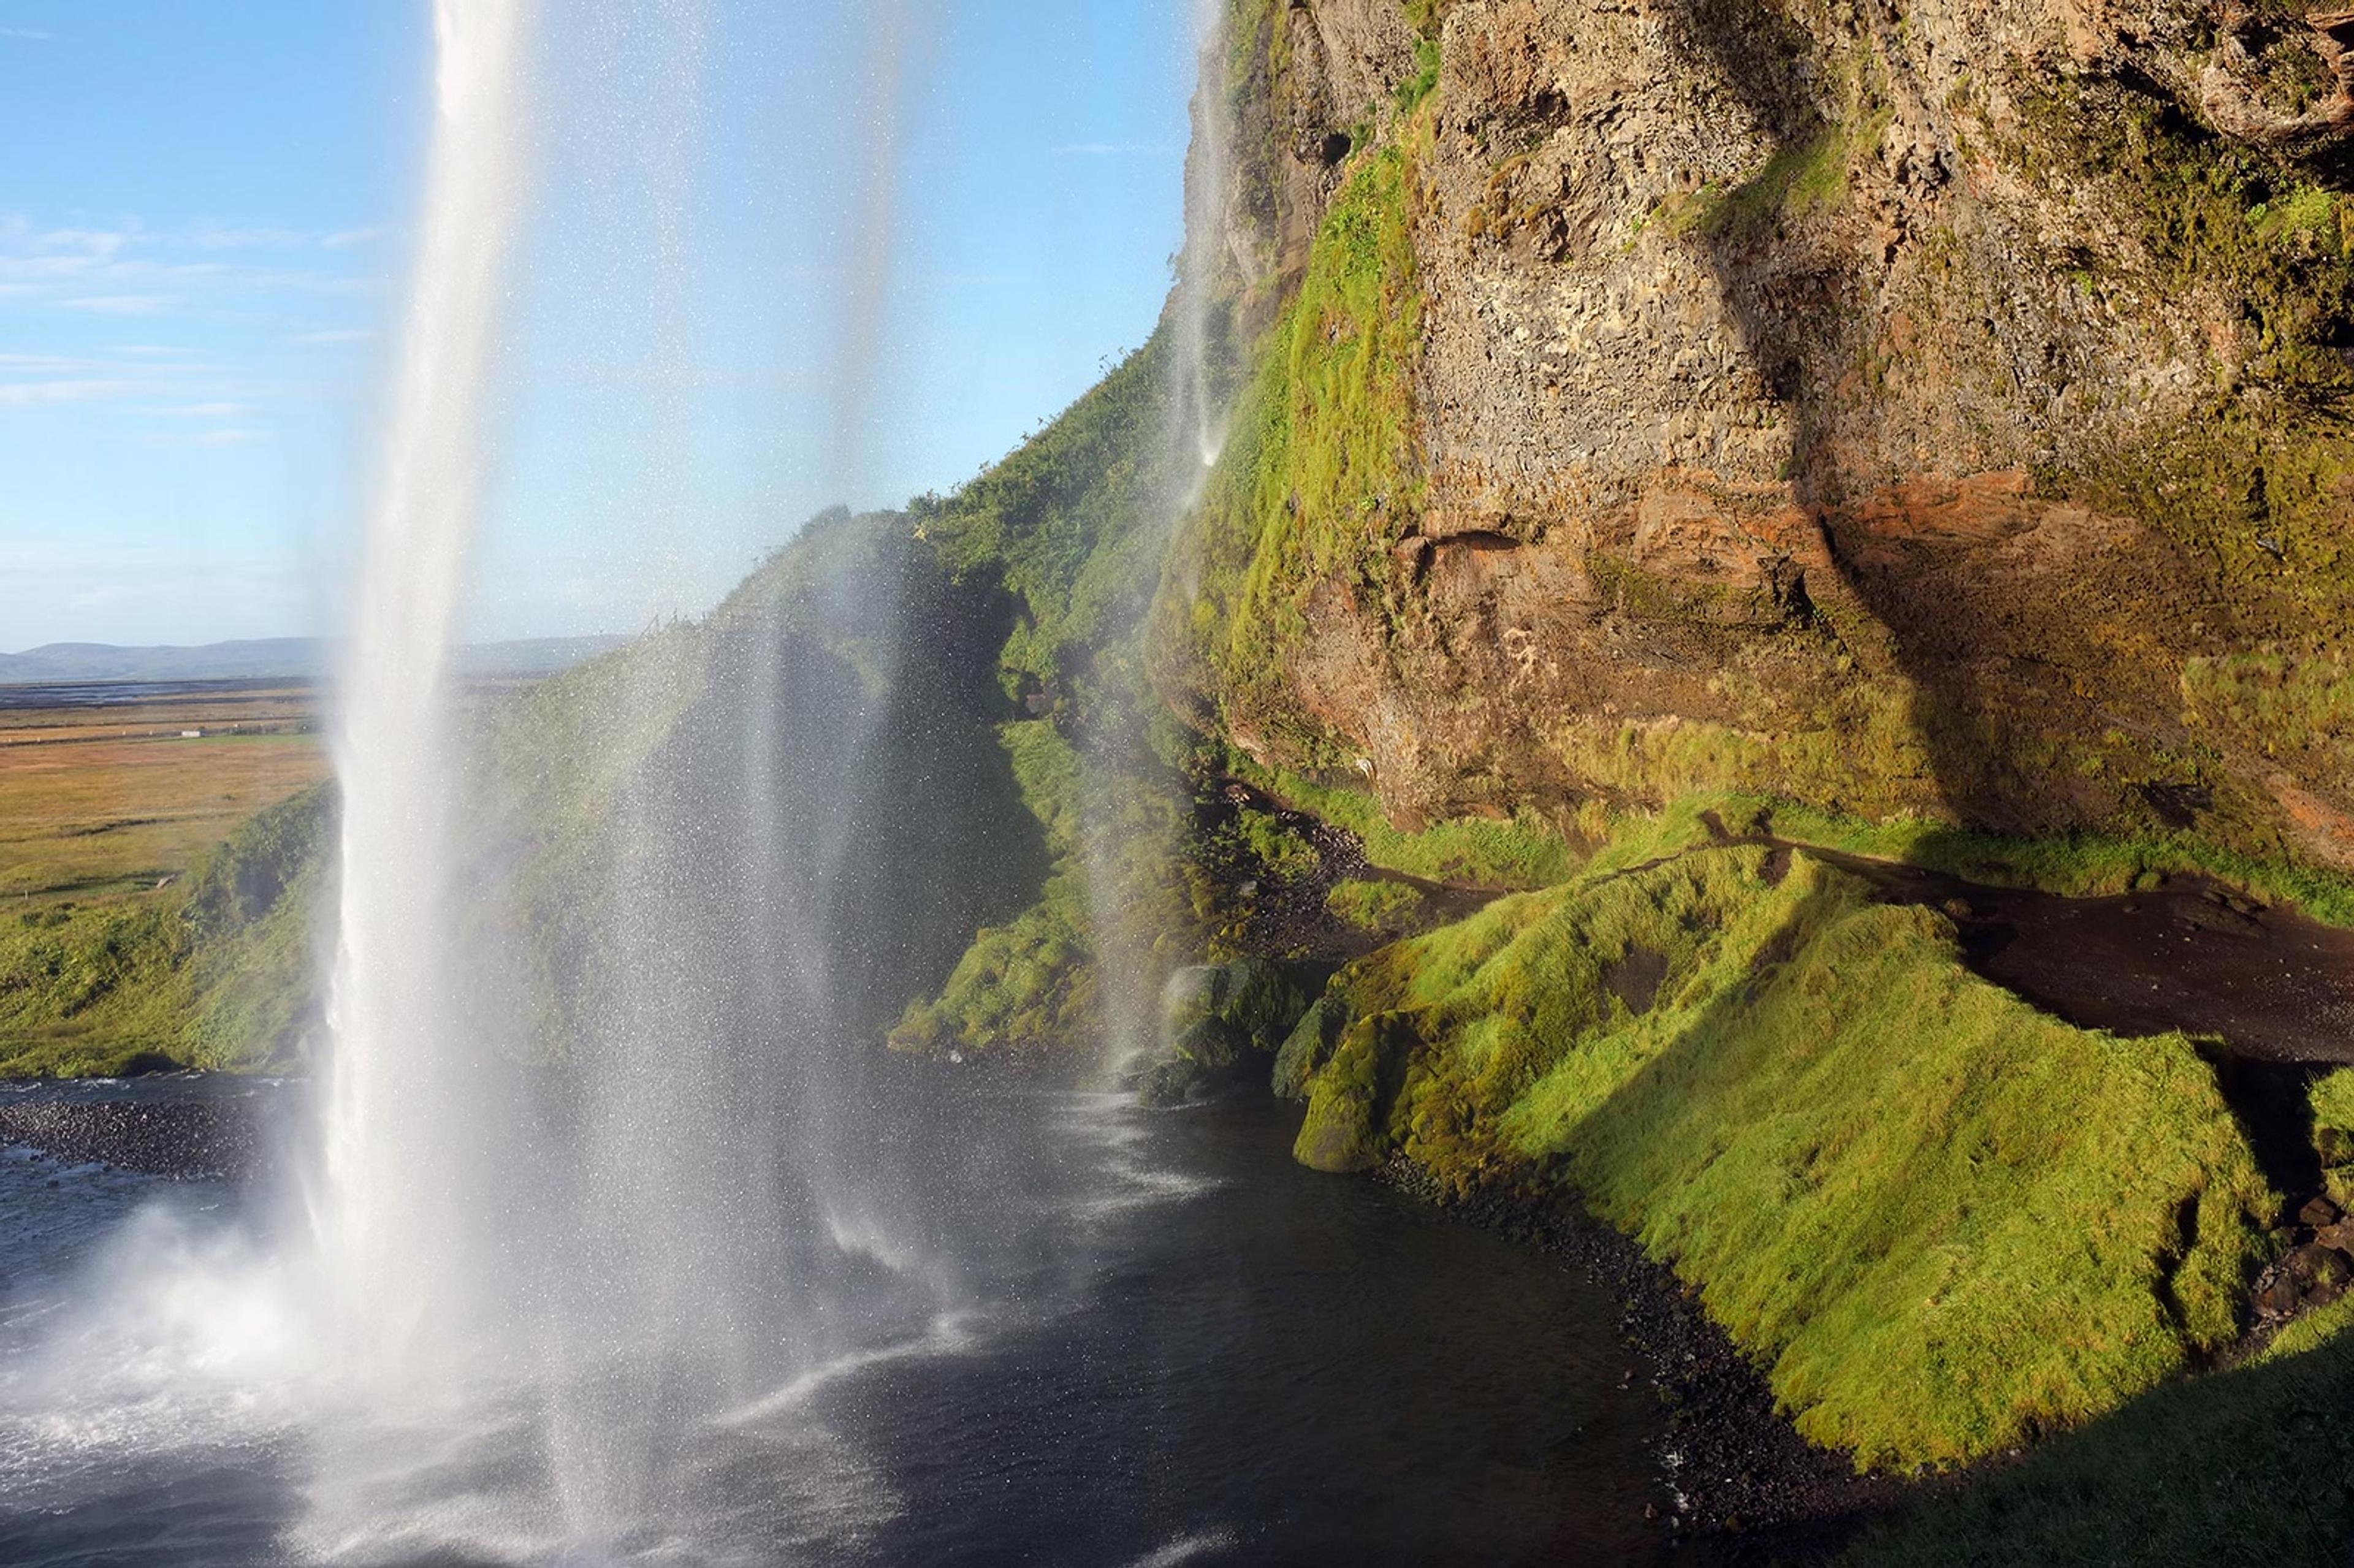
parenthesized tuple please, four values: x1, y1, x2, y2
(0, 1075, 1678, 1567)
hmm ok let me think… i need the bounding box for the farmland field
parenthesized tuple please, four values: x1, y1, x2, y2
(0, 680, 327, 911)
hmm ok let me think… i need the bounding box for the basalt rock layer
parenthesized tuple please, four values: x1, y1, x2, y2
(1160, 0, 2354, 868)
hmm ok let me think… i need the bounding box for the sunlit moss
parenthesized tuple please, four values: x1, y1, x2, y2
(1291, 827, 2271, 1471)
(1325, 877, 1427, 937)
(0, 783, 335, 1078)
(1157, 120, 1428, 749)
(1845, 1322, 2354, 1563)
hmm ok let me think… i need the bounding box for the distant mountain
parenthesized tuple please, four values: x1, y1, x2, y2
(0, 635, 631, 686)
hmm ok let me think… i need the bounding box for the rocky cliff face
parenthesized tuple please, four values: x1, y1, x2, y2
(1166, 0, 2354, 869)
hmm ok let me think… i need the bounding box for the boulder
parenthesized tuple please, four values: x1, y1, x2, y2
(1137, 1055, 1205, 1108)
(1272, 994, 1347, 1100)
(1137, 958, 1312, 1106)
(2288, 1244, 2353, 1294)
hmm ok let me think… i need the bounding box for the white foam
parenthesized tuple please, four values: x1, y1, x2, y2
(1128, 1527, 1241, 1568)
(715, 1311, 985, 1429)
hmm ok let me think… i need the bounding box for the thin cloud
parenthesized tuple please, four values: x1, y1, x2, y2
(291, 327, 373, 344)
(159, 402, 253, 417)
(60, 294, 177, 315)
(143, 426, 270, 447)
(0, 26, 52, 39)
(322, 226, 392, 249)
(0, 379, 136, 408)
(187, 226, 311, 251)
(1054, 142, 1177, 156)
(36, 228, 133, 259)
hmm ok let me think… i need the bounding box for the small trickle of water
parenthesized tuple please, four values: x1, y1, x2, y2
(1173, 0, 1235, 479)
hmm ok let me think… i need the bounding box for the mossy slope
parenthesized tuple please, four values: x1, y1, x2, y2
(1842, 1326, 2354, 1565)
(0, 782, 335, 1078)
(1290, 812, 2272, 1471)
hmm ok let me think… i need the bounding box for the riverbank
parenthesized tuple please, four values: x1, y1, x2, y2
(1377, 1150, 1905, 1561)
(0, 1076, 280, 1181)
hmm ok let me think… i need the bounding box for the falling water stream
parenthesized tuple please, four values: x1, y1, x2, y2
(0, 4, 1685, 1564)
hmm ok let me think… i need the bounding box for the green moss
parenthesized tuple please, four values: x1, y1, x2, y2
(1229, 758, 1576, 888)
(1843, 1327, 2354, 1564)
(1159, 124, 1428, 744)
(923, 329, 1187, 710)
(1233, 806, 1321, 880)
(1553, 688, 1939, 827)
(889, 720, 1102, 1056)
(0, 783, 335, 1078)
(1698, 124, 1857, 246)
(2181, 646, 2354, 768)
(2261, 1288, 2354, 1363)
(1764, 796, 2354, 924)
(2313, 1067, 2354, 1173)
(1292, 831, 2271, 1471)
(1325, 877, 1427, 937)
(889, 888, 1100, 1057)
(1395, 34, 1441, 114)
(2014, 82, 2354, 611)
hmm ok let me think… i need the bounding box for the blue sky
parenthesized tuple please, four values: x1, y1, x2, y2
(0, 1, 1194, 649)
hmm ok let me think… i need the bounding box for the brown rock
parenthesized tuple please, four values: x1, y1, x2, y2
(2257, 1269, 2304, 1319)
(2301, 1196, 2343, 1230)
(2289, 1244, 2354, 1294)
(1164, 0, 2354, 853)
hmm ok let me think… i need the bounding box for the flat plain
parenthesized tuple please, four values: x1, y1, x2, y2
(0, 682, 327, 911)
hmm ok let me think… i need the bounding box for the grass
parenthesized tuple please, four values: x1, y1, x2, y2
(0, 689, 330, 1077)
(1290, 827, 2272, 1471)
(0, 782, 335, 1078)
(2008, 79, 2354, 642)
(920, 328, 1189, 712)
(1228, 755, 1577, 889)
(1843, 1326, 2354, 1564)
(1157, 121, 1428, 750)
(889, 720, 1101, 1056)
(1761, 796, 2354, 925)
(0, 687, 324, 904)
(2314, 1069, 2354, 1201)
(1324, 877, 1426, 937)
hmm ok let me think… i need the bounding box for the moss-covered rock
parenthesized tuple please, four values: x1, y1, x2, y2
(1288, 824, 2274, 1471)
(1271, 992, 1347, 1100)
(1139, 954, 1311, 1104)
(2314, 1067, 2354, 1206)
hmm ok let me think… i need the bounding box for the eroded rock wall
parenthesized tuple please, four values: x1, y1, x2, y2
(1168, 0, 2354, 865)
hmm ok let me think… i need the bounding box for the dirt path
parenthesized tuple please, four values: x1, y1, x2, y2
(1814, 850, 2354, 1066)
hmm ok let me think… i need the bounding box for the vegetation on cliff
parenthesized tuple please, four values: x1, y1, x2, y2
(0, 782, 334, 1078)
(1156, 117, 1427, 764)
(1286, 801, 2271, 1470)
(1842, 1326, 2354, 1564)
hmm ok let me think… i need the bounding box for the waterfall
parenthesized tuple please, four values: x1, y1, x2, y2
(304, 1, 967, 1551)
(0, 4, 1268, 1563)
(1084, 0, 1239, 1086)
(317, 0, 539, 1385)
(1172, 0, 1235, 478)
